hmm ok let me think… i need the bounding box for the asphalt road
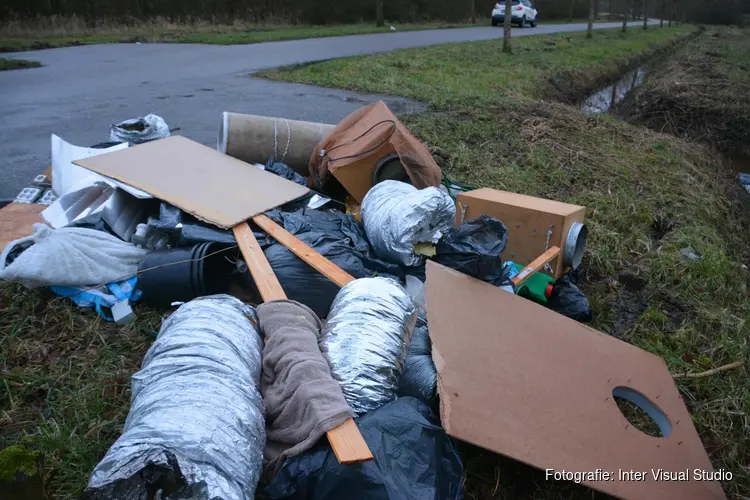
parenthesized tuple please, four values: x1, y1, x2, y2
(0, 20, 655, 200)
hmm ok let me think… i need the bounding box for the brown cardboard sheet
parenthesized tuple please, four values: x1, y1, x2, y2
(425, 261, 725, 500)
(308, 101, 442, 202)
(0, 203, 46, 253)
(74, 136, 309, 229)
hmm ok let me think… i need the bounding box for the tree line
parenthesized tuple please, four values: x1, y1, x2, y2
(0, 0, 746, 25)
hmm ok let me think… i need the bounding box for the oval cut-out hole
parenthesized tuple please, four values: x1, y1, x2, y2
(612, 386, 671, 438)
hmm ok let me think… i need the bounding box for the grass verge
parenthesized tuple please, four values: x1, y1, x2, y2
(0, 21, 469, 53)
(0, 286, 163, 498)
(1, 25, 749, 500)
(263, 25, 750, 498)
(618, 27, 750, 159)
(261, 26, 694, 106)
(0, 17, 650, 53)
(0, 57, 40, 70)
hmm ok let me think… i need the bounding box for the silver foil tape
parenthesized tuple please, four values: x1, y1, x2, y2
(361, 180, 456, 267)
(86, 295, 265, 500)
(320, 277, 417, 415)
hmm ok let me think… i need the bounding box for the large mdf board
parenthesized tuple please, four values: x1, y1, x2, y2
(0, 204, 45, 252)
(425, 261, 725, 500)
(456, 188, 584, 279)
(75, 136, 309, 229)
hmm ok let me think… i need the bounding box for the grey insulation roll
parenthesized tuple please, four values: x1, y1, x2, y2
(320, 277, 417, 415)
(218, 112, 335, 176)
(85, 295, 265, 500)
(362, 180, 457, 267)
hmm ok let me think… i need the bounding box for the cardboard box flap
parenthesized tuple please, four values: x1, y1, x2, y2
(74, 136, 309, 229)
(425, 261, 725, 500)
(309, 101, 442, 202)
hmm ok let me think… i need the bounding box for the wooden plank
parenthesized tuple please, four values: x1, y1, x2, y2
(327, 416, 374, 464)
(0, 204, 46, 253)
(252, 213, 355, 287)
(232, 222, 286, 301)
(511, 246, 561, 287)
(232, 221, 373, 464)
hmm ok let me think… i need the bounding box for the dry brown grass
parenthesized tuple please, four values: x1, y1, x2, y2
(618, 27, 750, 158)
(0, 15, 264, 38)
(0, 16, 465, 52)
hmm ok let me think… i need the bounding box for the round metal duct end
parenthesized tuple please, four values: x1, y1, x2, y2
(372, 153, 413, 186)
(563, 222, 588, 269)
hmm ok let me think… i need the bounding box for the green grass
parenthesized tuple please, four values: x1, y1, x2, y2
(2, 25, 749, 500)
(0, 21, 469, 53)
(263, 25, 750, 498)
(164, 22, 462, 44)
(0, 57, 40, 70)
(0, 287, 163, 498)
(261, 26, 693, 106)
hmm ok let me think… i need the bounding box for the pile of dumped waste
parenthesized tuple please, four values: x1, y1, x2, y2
(0, 103, 727, 500)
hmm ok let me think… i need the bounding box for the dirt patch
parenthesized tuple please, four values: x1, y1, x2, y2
(544, 30, 698, 106)
(618, 28, 750, 158)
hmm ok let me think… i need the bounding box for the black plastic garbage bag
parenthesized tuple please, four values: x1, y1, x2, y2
(406, 215, 511, 286)
(256, 233, 370, 317)
(436, 215, 509, 285)
(398, 317, 437, 406)
(266, 397, 464, 500)
(144, 204, 403, 317)
(146, 202, 253, 247)
(266, 158, 307, 186)
(547, 275, 592, 323)
(242, 208, 404, 317)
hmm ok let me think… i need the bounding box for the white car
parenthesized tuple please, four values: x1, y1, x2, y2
(492, 0, 538, 27)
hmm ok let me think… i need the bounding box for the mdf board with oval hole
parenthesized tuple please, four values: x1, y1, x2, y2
(425, 261, 725, 500)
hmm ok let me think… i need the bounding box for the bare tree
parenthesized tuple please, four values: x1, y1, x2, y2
(587, 0, 596, 37)
(471, 0, 477, 23)
(660, 0, 665, 25)
(643, 0, 648, 28)
(622, 0, 629, 31)
(668, 0, 672, 25)
(609, 0, 614, 20)
(503, 0, 513, 53)
(569, 0, 575, 22)
(376, 0, 384, 27)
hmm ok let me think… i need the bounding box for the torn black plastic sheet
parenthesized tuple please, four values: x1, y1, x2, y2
(266, 397, 464, 500)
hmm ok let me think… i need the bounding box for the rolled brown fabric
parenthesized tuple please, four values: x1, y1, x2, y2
(258, 300, 353, 477)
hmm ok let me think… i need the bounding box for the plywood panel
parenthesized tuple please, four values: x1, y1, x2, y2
(74, 136, 309, 229)
(425, 261, 725, 500)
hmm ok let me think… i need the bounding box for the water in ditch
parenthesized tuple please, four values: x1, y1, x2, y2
(581, 68, 647, 113)
(725, 153, 750, 193)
